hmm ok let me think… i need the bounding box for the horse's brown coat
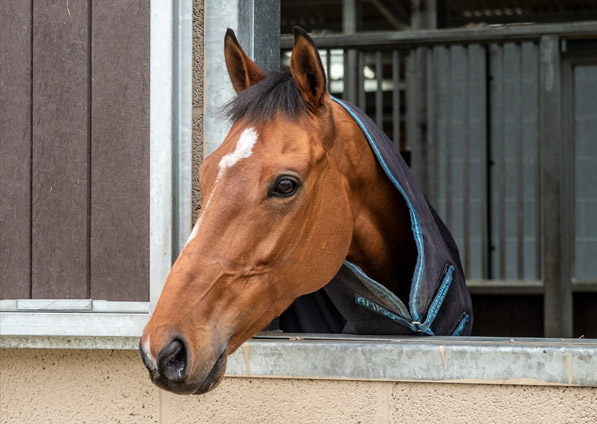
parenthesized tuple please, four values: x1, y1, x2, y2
(141, 27, 415, 395)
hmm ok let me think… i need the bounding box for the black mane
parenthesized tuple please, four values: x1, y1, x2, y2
(224, 70, 307, 123)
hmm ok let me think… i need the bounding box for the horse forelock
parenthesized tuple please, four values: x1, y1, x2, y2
(224, 70, 307, 124)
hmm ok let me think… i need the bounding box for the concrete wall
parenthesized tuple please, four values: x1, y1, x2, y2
(1, 348, 596, 423)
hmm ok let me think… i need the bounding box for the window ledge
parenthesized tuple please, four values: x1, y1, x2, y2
(0, 311, 149, 337)
(1, 334, 595, 387)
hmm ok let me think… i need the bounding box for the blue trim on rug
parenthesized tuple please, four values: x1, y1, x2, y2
(450, 312, 470, 336)
(415, 265, 454, 335)
(331, 96, 426, 322)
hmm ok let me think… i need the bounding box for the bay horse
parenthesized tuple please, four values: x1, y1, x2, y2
(140, 27, 472, 395)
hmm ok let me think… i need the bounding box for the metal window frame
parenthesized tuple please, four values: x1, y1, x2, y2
(0, 0, 193, 339)
(2, 334, 596, 387)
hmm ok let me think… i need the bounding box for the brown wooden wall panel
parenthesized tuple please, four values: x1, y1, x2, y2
(0, 2, 32, 299)
(31, 1, 90, 298)
(90, 1, 150, 301)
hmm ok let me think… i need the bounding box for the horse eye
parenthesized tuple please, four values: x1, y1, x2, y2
(271, 177, 299, 197)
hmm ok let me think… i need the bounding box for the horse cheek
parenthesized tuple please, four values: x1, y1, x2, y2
(299, 183, 353, 295)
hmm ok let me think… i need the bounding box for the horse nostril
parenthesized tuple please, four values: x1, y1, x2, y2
(157, 339, 189, 382)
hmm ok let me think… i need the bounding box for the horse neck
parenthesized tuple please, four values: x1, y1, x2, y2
(330, 104, 417, 301)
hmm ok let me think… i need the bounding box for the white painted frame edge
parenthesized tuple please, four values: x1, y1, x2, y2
(0, 0, 193, 339)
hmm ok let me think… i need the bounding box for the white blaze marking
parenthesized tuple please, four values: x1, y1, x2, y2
(183, 127, 258, 249)
(143, 336, 157, 370)
(218, 127, 258, 170)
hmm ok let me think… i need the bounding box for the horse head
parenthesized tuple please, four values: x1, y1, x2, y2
(140, 27, 377, 395)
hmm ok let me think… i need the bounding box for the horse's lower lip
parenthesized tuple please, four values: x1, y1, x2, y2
(193, 350, 227, 395)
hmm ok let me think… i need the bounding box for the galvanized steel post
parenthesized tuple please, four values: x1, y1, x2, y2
(204, 0, 280, 155)
(539, 34, 573, 338)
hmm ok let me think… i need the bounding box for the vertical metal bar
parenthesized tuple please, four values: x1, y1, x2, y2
(205, 0, 280, 154)
(238, 0, 281, 71)
(540, 35, 572, 338)
(445, 46, 452, 230)
(562, 60, 575, 299)
(561, 49, 575, 297)
(343, 0, 359, 103)
(409, 0, 436, 196)
(343, 0, 358, 33)
(497, 43, 506, 280)
(412, 47, 430, 195)
(392, 50, 400, 149)
(375, 50, 383, 127)
(326, 49, 332, 94)
(533, 42, 542, 281)
(173, 0, 193, 255)
(463, 46, 471, 277)
(358, 50, 366, 109)
(427, 47, 437, 206)
(151, 0, 174, 308)
(406, 50, 415, 154)
(481, 44, 489, 280)
(411, 0, 437, 30)
(345, 53, 358, 102)
(515, 42, 524, 280)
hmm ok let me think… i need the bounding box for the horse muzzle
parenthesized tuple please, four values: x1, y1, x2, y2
(139, 334, 227, 395)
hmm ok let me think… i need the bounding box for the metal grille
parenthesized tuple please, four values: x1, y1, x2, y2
(281, 22, 597, 336)
(282, 40, 542, 282)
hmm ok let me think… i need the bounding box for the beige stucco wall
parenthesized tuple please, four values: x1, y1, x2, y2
(1, 348, 596, 423)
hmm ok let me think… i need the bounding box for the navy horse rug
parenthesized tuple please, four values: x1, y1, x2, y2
(280, 97, 473, 337)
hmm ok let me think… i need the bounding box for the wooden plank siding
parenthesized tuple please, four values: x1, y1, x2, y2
(31, 0, 90, 299)
(90, 1, 149, 301)
(0, 1, 32, 299)
(0, 1, 149, 301)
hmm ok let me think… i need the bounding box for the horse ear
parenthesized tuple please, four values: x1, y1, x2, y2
(224, 28, 266, 94)
(290, 27, 327, 109)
